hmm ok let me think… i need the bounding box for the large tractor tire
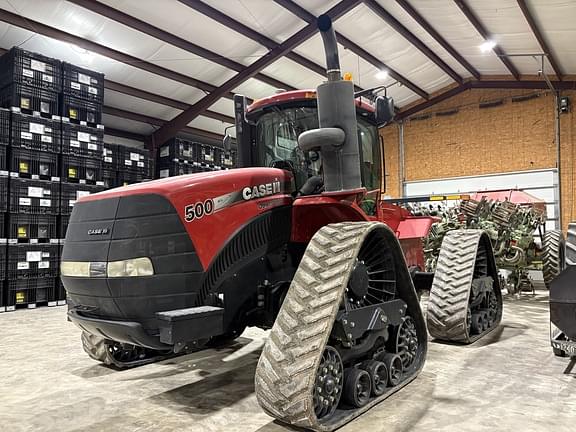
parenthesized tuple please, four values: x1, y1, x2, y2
(81, 331, 173, 368)
(543, 229, 566, 289)
(427, 230, 503, 344)
(566, 223, 576, 266)
(255, 222, 427, 431)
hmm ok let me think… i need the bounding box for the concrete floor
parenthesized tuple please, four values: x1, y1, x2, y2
(1, 289, 575, 432)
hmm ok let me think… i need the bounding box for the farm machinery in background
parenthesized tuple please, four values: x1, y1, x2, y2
(61, 15, 502, 430)
(408, 190, 565, 294)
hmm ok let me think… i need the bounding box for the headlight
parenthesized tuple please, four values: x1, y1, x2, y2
(107, 257, 154, 277)
(61, 261, 91, 277)
(61, 258, 154, 277)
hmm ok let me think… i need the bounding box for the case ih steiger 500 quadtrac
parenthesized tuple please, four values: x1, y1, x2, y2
(61, 16, 502, 430)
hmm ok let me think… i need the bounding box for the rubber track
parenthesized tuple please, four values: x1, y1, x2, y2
(566, 223, 576, 266)
(254, 222, 418, 431)
(81, 331, 174, 369)
(426, 230, 502, 344)
(543, 229, 564, 289)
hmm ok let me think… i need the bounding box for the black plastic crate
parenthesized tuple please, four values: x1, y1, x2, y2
(53, 278, 66, 305)
(60, 183, 106, 215)
(58, 215, 69, 239)
(9, 178, 60, 215)
(10, 148, 59, 180)
(158, 138, 199, 163)
(8, 214, 57, 241)
(0, 175, 9, 212)
(0, 146, 7, 172)
(117, 169, 152, 186)
(61, 94, 102, 125)
(103, 143, 118, 168)
(0, 108, 9, 145)
(61, 121, 104, 157)
(9, 111, 61, 153)
(7, 243, 58, 280)
(0, 213, 6, 238)
(0, 83, 60, 118)
(221, 150, 237, 169)
(198, 144, 217, 165)
(61, 155, 103, 185)
(62, 62, 104, 103)
(6, 277, 58, 309)
(102, 168, 117, 189)
(118, 145, 153, 175)
(158, 159, 196, 178)
(0, 47, 62, 92)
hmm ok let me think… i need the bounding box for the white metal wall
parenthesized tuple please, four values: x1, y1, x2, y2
(403, 168, 559, 230)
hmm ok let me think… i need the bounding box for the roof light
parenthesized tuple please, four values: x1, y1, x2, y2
(375, 70, 389, 80)
(343, 72, 353, 81)
(479, 40, 496, 53)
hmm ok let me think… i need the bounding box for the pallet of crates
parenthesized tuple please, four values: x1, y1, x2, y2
(157, 137, 199, 178)
(220, 148, 237, 170)
(0, 47, 61, 120)
(117, 145, 153, 185)
(6, 173, 60, 310)
(197, 142, 220, 172)
(61, 118, 105, 186)
(0, 170, 7, 312)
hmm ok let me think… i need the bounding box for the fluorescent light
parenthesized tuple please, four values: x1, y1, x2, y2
(375, 70, 389, 80)
(480, 40, 496, 53)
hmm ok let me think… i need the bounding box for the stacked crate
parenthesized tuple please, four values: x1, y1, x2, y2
(0, 48, 63, 310)
(116, 145, 153, 186)
(157, 137, 235, 178)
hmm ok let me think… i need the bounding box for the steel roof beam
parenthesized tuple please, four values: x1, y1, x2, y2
(453, 0, 520, 80)
(103, 106, 225, 141)
(151, 0, 362, 147)
(104, 80, 235, 124)
(273, 0, 428, 99)
(397, 79, 576, 119)
(516, 0, 563, 80)
(395, 0, 480, 79)
(364, 0, 463, 84)
(67, 0, 295, 91)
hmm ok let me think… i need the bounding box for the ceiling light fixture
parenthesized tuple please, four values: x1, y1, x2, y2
(375, 70, 389, 80)
(479, 40, 497, 53)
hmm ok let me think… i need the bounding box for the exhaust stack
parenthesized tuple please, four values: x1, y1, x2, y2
(298, 15, 362, 192)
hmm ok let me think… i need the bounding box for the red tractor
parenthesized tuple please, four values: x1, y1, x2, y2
(61, 16, 501, 431)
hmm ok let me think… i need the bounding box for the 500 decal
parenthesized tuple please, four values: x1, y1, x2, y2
(185, 199, 214, 222)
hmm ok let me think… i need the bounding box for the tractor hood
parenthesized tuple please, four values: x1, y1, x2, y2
(72, 167, 295, 270)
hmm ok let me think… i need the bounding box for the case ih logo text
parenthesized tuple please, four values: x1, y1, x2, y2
(185, 199, 214, 222)
(88, 228, 109, 235)
(242, 181, 281, 200)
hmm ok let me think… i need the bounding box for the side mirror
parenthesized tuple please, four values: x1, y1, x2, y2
(375, 96, 395, 126)
(223, 133, 232, 152)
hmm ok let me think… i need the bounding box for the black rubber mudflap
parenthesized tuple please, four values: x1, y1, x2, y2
(427, 230, 503, 344)
(254, 222, 426, 431)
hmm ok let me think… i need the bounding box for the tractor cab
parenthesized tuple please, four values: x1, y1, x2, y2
(232, 90, 385, 212)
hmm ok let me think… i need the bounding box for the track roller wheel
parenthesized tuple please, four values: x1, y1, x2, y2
(343, 368, 371, 408)
(313, 346, 344, 419)
(361, 360, 388, 396)
(383, 353, 403, 386)
(481, 311, 490, 331)
(553, 347, 567, 358)
(471, 314, 484, 335)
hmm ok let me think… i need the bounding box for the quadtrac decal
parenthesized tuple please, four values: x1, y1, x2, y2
(184, 179, 291, 223)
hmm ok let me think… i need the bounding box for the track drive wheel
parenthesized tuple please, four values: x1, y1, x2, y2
(543, 229, 565, 289)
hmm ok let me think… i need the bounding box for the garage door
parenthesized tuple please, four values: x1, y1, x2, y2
(403, 168, 559, 230)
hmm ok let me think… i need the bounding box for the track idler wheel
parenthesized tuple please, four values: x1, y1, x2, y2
(313, 346, 344, 419)
(343, 368, 371, 408)
(383, 353, 404, 386)
(361, 360, 388, 396)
